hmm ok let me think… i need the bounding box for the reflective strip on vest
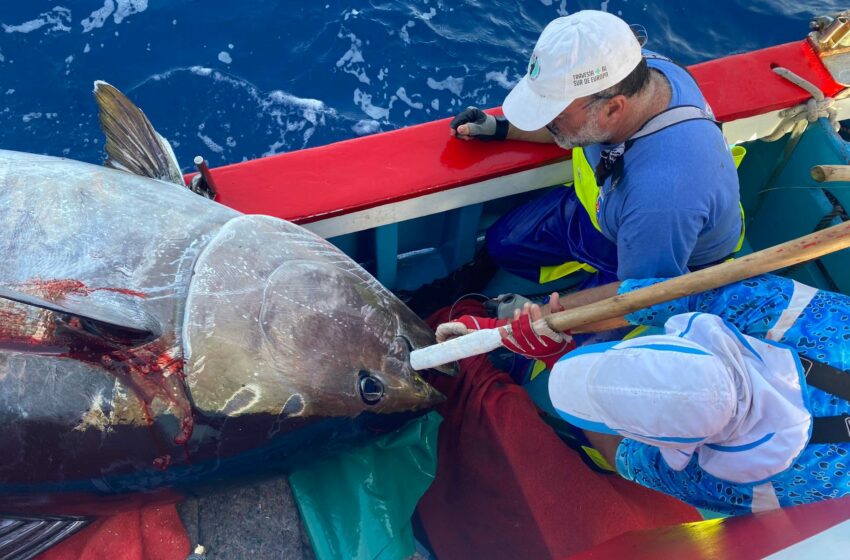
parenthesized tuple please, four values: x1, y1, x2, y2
(535, 146, 602, 282)
(538, 259, 598, 284)
(581, 445, 616, 472)
(572, 146, 602, 232)
(732, 146, 747, 252)
(735, 202, 746, 253)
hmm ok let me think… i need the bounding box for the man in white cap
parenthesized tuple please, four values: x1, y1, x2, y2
(402, 11, 741, 316)
(439, 273, 850, 514)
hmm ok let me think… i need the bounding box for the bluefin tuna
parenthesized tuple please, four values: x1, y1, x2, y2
(0, 82, 444, 559)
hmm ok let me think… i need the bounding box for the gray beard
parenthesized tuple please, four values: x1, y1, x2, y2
(547, 118, 611, 150)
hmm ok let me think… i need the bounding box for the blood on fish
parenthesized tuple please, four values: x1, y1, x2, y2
(24, 278, 147, 299)
(64, 337, 195, 448)
(0, 279, 194, 469)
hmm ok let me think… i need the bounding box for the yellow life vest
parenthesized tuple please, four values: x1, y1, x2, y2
(537, 147, 601, 284)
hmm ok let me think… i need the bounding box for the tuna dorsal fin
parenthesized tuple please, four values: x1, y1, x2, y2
(0, 285, 161, 346)
(93, 80, 185, 186)
(0, 515, 90, 560)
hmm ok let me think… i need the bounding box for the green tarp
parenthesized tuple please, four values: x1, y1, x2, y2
(289, 412, 441, 560)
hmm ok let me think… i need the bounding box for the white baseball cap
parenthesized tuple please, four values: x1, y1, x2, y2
(548, 313, 813, 484)
(502, 11, 643, 131)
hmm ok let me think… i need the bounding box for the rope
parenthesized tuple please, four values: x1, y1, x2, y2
(763, 67, 850, 142)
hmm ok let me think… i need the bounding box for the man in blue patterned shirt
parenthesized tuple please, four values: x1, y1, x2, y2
(551, 273, 850, 514)
(438, 273, 850, 514)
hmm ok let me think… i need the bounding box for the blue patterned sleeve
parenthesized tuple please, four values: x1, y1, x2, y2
(616, 439, 754, 515)
(618, 274, 795, 337)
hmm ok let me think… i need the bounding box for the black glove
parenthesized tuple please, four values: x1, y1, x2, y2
(449, 107, 509, 141)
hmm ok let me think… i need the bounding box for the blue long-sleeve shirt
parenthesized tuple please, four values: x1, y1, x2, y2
(615, 274, 850, 514)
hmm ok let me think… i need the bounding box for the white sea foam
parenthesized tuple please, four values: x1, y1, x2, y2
(302, 128, 314, 145)
(399, 21, 415, 44)
(83, 43, 91, 53)
(22, 112, 42, 122)
(426, 76, 464, 96)
(415, 8, 437, 21)
(3, 7, 71, 34)
(5, 89, 13, 95)
(336, 32, 370, 85)
(198, 131, 224, 154)
(395, 87, 423, 110)
(557, 0, 568, 16)
(485, 69, 517, 89)
(352, 119, 380, 135)
(82, 1, 114, 32)
(133, 65, 336, 154)
(353, 88, 389, 120)
(268, 91, 324, 119)
(189, 66, 213, 76)
(82, 0, 148, 33)
(218, 51, 232, 64)
(263, 140, 285, 157)
(114, 0, 147, 23)
(431, 99, 439, 111)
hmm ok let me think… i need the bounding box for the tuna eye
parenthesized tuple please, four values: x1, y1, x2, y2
(359, 374, 385, 405)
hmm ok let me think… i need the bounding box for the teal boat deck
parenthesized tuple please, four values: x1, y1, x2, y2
(738, 119, 850, 293)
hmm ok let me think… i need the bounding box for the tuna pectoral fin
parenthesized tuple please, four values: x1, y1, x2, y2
(93, 80, 185, 186)
(0, 515, 90, 560)
(0, 285, 161, 346)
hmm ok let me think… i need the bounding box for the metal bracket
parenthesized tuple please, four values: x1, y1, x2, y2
(809, 11, 850, 85)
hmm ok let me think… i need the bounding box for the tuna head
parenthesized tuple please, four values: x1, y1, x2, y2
(184, 215, 444, 424)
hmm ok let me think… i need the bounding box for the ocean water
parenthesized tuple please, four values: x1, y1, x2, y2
(0, 1, 846, 170)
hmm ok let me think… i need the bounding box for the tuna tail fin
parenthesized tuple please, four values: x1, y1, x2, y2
(0, 515, 90, 560)
(93, 80, 185, 186)
(0, 285, 161, 347)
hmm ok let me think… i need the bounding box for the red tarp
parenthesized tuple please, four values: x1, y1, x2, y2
(416, 301, 701, 560)
(37, 503, 189, 560)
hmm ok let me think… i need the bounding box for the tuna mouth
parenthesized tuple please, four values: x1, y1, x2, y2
(411, 373, 446, 407)
(391, 335, 448, 408)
